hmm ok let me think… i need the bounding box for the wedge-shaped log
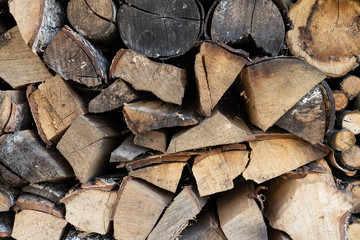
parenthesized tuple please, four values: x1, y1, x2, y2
(242, 135, 329, 183)
(110, 49, 187, 105)
(239, 57, 326, 131)
(89, 79, 138, 113)
(110, 134, 150, 163)
(0, 26, 52, 89)
(60, 178, 118, 235)
(129, 162, 186, 193)
(123, 101, 199, 134)
(217, 181, 268, 240)
(0, 130, 74, 183)
(27, 76, 88, 146)
(193, 145, 249, 196)
(22, 182, 71, 204)
(43, 26, 109, 87)
(134, 130, 168, 153)
(264, 159, 353, 240)
(112, 177, 173, 240)
(167, 109, 254, 153)
(147, 185, 208, 240)
(57, 115, 121, 183)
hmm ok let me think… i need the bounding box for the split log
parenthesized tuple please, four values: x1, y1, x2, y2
(0, 26, 52, 89)
(123, 101, 200, 134)
(112, 177, 173, 240)
(0, 164, 28, 188)
(89, 79, 138, 113)
(332, 90, 348, 111)
(325, 129, 356, 152)
(133, 130, 168, 153)
(60, 178, 118, 234)
(167, 108, 254, 153)
(128, 162, 186, 193)
(57, 115, 122, 183)
(110, 49, 187, 105)
(346, 181, 360, 213)
(192, 145, 249, 196)
(338, 145, 360, 170)
(336, 110, 360, 135)
(22, 182, 71, 204)
(210, 0, 284, 56)
(239, 57, 326, 131)
(67, 0, 118, 44)
(0, 212, 13, 238)
(348, 220, 360, 240)
(0, 185, 15, 212)
(286, 0, 360, 77)
(216, 181, 268, 240)
(0, 130, 74, 183)
(195, 42, 247, 116)
(242, 134, 329, 183)
(26, 75, 88, 146)
(110, 134, 150, 163)
(0, 90, 31, 134)
(147, 185, 208, 240)
(11, 210, 67, 240)
(43, 26, 109, 87)
(264, 159, 353, 240)
(117, 0, 202, 58)
(9, 0, 66, 54)
(341, 75, 360, 100)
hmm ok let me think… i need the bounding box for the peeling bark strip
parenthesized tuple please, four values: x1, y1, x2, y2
(43, 26, 109, 87)
(117, 0, 202, 58)
(209, 0, 285, 56)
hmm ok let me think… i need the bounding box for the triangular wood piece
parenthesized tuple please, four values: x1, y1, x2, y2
(239, 57, 326, 131)
(134, 130, 168, 153)
(167, 109, 254, 153)
(110, 134, 150, 163)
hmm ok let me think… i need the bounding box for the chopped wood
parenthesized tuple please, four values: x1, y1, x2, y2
(26, 75, 88, 146)
(0, 163, 28, 188)
(264, 159, 353, 240)
(123, 100, 199, 134)
(117, 0, 201, 58)
(112, 177, 173, 240)
(57, 115, 122, 183)
(0, 130, 74, 183)
(22, 182, 71, 204)
(326, 147, 357, 177)
(338, 145, 360, 170)
(346, 181, 360, 213)
(0, 26, 52, 89)
(43, 25, 109, 87)
(336, 110, 360, 135)
(216, 181, 268, 240)
(167, 109, 254, 153)
(110, 49, 187, 105)
(348, 220, 360, 240)
(147, 185, 208, 240)
(0, 212, 14, 238)
(133, 130, 168, 153)
(110, 134, 150, 163)
(89, 79, 138, 113)
(286, 0, 360, 77)
(11, 210, 67, 240)
(333, 90, 349, 111)
(341, 75, 360, 100)
(242, 136, 329, 183)
(239, 57, 326, 131)
(0, 185, 15, 212)
(193, 146, 249, 196)
(210, 0, 285, 56)
(60, 178, 118, 234)
(325, 129, 356, 152)
(129, 162, 186, 193)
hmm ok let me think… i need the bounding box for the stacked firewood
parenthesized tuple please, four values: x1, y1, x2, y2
(0, 0, 360, 239)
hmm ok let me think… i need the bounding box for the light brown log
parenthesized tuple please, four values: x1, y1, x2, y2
(0, 130, 74, 183)
(193, 145, 249, 196)
(134, 130, 168, 153)
(60, 178, 118, 235)
(338, 145, 360, 170)
(112, 177, 173, 240)
(332, 90, 348, 111)
(346, 181, 360, 213)
(11, 210, 67, 240)
(147, 185, 208, 240)
(327, 147, 357, 177)
(110, 49, 187, 105)
(348, 221, 360, 240)
(129, 162, 186, 193)
(0, 26, 52, 89)
(217, 181, 268, 240)
(341, 75, 360, 100)
(27, 75, 88, 146)
(336, 110, 360, 135)
(326, 129, 356, 152)
(167, 109, 254, 153)
(0, 186, 14, 212)
(264, 159, 352, 240)
(110, 134, 150, 163)
(0, 212, 14, 238)
(22, 182, 71, 204)
(239, 57, 326, 131)
(57, 115, 122, 183)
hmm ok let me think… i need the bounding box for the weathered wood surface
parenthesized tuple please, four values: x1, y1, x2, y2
(0, 163, 28, 188)
(0, 130, 74, 183)
(112, 177, 173, 240)
(336, 110, 360, 135)
(286, 0, 360, 77)
(326, 147, 357, 177)
(346, 181, 360, 213)
(117, 0, 202, 58)
(338, 145, 360, 170)
(0, 185, 15, 212)
(43, 26, 109, 87)
(110, 49, 187, 105)
(326, 129, 356, 152)
(22, 182, 71, 204)
(0, 26, 52, 89)
(110, 134, 149, 163)
(210, 0, 285, 56)
(341, 75, 360, 100)
(133, 130, 168, 153)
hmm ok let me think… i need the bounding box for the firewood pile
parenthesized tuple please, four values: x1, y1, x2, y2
(1, 0, 360, 239)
